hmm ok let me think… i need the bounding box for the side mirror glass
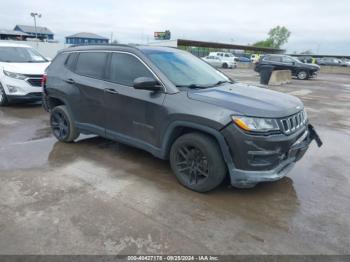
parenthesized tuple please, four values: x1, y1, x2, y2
(133, 77, 162, 91)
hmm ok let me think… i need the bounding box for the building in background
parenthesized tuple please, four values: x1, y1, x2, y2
(14, 25, 54, 41)
(65, 32, 109, 45)
(154, 30, 171, 40)
(0, 29, 29, 40)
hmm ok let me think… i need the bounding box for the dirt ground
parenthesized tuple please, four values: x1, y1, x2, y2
(0, 68, 349, 255)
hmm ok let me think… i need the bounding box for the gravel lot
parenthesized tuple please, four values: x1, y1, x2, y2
(0, 68, 349, 255)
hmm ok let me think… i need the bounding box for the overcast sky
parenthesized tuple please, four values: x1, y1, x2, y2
(1, 0, 349, 54)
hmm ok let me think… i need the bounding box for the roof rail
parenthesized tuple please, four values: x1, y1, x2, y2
(67, 43, 137, 48)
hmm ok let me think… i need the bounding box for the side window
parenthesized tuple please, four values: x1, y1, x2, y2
(65, 53, 77, 71)
(269, 56, 282, 62)
(75, 52, 108, 79)
(282, 56, 294, 63)
(108, 53, 153, 86)
(224, 54, 230, 57)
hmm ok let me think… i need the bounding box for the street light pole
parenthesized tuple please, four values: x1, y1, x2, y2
(30, 12, 42, 40)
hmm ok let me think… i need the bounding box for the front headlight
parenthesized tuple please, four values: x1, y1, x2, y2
(3, 70, 27, 80)
(232, 116, 280, 132)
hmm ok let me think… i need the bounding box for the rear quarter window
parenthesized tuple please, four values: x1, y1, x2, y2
(65, 53, 78, 71)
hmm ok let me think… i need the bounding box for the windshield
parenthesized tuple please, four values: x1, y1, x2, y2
(145, 50, 231, 88)
(290, 56, 302, 63)
(0, 47, 48, 63)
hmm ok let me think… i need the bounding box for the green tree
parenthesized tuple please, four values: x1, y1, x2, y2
(252, 39, 274, 48)
(252, 26, 291, 49)
(267, 26, 291, 48)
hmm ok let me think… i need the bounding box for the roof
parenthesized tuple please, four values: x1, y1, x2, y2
(14, 25, 53, 35)
(59, 44, 178, 55)
(65, 32, 109, 40)
(0, 29, 29, 36)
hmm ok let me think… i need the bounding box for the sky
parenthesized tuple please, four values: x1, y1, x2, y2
(1, 0, 349, 55)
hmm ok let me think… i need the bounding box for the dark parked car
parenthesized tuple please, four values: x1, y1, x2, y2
(317, 57, 348, 67)
(255, 54, 320, 80)
(42, 45, 322, 192)
(238, 56, 251, 63)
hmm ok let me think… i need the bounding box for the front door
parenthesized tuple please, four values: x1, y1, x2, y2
(103, 52, 166, 149)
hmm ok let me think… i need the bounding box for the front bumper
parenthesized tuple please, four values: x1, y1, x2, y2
(221, 124, 322, 188)
(7, 92, 42, 102)
(1, 76, 43, 100)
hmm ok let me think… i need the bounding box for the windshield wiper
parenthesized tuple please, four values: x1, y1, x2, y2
(211, 80, 233, 87)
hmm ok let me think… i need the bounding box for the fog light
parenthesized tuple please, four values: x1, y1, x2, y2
(7, 85, 19, 93)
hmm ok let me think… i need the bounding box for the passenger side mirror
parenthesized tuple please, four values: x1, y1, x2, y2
(133, 77, 162, 91)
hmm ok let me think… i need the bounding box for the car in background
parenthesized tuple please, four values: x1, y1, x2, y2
(238, 56, 251, 63)
(0, 42, 50, 106)
(209, 52, 239, 62)
(202, 55, 237, 69)
(254, 54, 320, 80)
(250, 54, 260, 63)
(318, 57, 348, 67)
(342, 59, 350, 66)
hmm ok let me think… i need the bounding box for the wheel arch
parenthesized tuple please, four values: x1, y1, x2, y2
(160, 121, 234, 170)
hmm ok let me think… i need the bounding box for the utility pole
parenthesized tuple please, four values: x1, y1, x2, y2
(30, 12, 42, 40)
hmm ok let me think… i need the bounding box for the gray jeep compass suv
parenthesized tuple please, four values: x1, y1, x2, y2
(42, 44, 322, 192)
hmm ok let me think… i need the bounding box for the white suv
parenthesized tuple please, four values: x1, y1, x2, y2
(202, 55, 236, 69)
(0, 42, 50, 105)
(209, 52, 238, 62)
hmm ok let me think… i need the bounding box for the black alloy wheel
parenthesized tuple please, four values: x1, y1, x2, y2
(174, 145, 209, 185)
(51, 110, 69, 140)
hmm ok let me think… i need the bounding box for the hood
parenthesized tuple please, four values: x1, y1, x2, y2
(187, 82, 303, 118)
(1, 62, 50, 75)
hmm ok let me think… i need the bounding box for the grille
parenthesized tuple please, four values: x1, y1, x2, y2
(26, 75, 43, 87)
(279, 111, 307, 135)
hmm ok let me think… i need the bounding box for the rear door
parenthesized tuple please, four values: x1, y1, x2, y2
(103, 52, 166, 148)
(267, 55, 284, 70)
(69, 51, 108, 135)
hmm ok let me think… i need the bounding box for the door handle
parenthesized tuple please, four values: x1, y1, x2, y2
(65, 78, 75, 84)
(105, 88, 119, 94)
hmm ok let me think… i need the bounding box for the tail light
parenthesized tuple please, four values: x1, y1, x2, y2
(41, 73, 47, 93)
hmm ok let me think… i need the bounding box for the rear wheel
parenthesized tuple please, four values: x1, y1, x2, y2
(50, 105, 79, 142)
(297, 70, 308, 80)
(222, 63, 228, 69)
(0, 83, 9, 106)
(170, 133, 227, 192)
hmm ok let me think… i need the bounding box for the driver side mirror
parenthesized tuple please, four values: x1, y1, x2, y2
(133, 77, 162, 91)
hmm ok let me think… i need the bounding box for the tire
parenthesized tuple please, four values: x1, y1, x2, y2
(50, 105, 79, 142)
(222, 63, 228, 69)
(297, 70, 308, 80)
(0, 83, 9, 106)
(169, 132, 227, 192)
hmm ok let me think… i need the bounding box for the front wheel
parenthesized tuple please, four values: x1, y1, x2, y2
(222, 63, 228, 69)
(50, 105, 79, 142)
(297, 70, 308, 80)
(170, 133, 227, 192)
